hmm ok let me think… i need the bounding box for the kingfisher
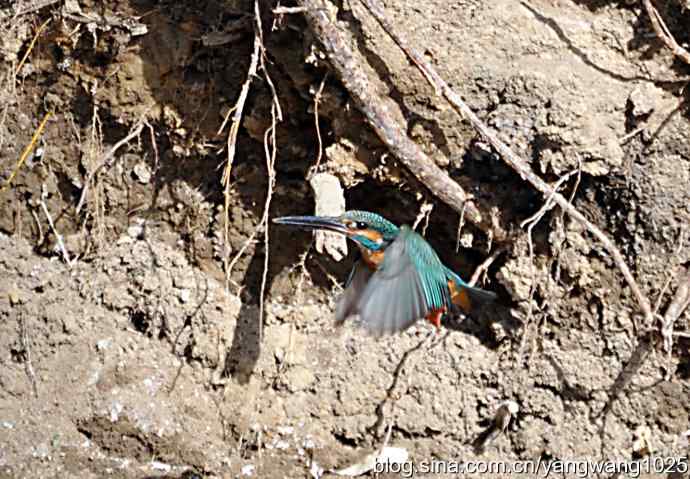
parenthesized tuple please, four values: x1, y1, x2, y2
(273, 210, 497, 336)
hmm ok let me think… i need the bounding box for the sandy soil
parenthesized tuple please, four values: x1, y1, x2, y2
(0, 0, 689, 478)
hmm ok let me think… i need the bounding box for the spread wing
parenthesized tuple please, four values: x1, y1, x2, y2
(355, 226, 451, 336)
(334, 259, 372, 325)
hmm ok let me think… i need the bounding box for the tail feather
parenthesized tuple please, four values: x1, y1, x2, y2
(465, 284, 497, 304)
(445, 268, 497, 313)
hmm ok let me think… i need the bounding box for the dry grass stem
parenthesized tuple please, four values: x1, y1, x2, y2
(14, 17, 50, 77)
(1, 111, 52, 194)
(307, 73, 328, 179)
(221, 26, 261, 289)
(75, 119, 145, 214)
(40, 183, 73, 266)
(257, 0, 283, 342)
(19, 314, 38, 398)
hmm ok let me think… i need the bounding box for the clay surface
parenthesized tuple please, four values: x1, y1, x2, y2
(0, 0, 689, 477)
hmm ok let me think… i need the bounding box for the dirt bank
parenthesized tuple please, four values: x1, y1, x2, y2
(1, 0, 689, 477)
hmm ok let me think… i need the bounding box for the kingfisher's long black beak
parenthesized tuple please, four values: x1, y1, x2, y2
(272, 215, 349, 235)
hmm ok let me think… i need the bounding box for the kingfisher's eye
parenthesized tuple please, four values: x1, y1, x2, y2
(355, 221, 368, 230)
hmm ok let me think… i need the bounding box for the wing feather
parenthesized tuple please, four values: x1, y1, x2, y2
(334, 227, 497, 334)
(356, 226, 450, 335)
(335, 260, 372, 325)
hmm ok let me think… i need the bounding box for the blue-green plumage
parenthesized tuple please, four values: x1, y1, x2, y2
(341, 210, 399, 250)
(273, 210, 497, 335)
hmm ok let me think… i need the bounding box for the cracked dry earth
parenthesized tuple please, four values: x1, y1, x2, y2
(1, 0, 690, 478)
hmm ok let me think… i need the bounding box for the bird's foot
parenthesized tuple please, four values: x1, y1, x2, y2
(424, 308, 445, 331)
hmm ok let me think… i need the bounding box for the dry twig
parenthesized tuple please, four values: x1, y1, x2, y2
(75, 119, 145, 214)
(469, 247, 504, 287)
(220, 1, 283, 352)
(40, 183, 73, 266)
(220, 24, 261, 288)
(454, 202, 467, 253)
(30, 207, 43, 243)
(1, 111, 52, 193)
(370, 329, 436, 436)
(660, 270, 690, 377)
(257, 0, 283, 343)
(518, 170, 577, 356)
(19, 314, 38, 398)
(306, 73, 328, 179)
(15, 17, 50, 77)
(411, 201, 433, 234)
(273, 6, 316, 15)
(642, 0, 690, 65)
(0, 0, 60, 18)
(355, 0, 655, 332)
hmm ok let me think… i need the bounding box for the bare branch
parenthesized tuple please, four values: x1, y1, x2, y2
(642, 0, 690, 65)
(296, 0, 506, 241)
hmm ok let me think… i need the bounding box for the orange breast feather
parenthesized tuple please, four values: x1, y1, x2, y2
(355, 229, 385, 270)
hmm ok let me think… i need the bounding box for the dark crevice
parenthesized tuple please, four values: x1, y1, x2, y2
(332, 431, 358, 448)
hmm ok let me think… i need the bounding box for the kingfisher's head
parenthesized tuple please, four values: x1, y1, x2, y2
(273, 210, 399, 252)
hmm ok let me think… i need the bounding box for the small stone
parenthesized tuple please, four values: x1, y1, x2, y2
(309, 460, 324, 479)
(178, 289, 191, 303)
(286, 366, 315, 392)
(132, 162, 152, 184)
(96, 338, 112, 351)
(275, 347, 285, 364)
(127, 220, 144, 239)
(274, 439, 289, 450)
(628, 85, 658, 117)
(8, 287, 22, 306)
(241, 464, 255, 476)
(32, 443, 50, 460)
(110, 401, 123, 422)
(173, 274, 195, 290)
(150, 461, 171, 472)
(459, 232, 473, 248)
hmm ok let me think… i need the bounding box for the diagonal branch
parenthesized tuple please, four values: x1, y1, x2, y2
(642, 0, 690, 66)
(296, 0, 507, 241)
